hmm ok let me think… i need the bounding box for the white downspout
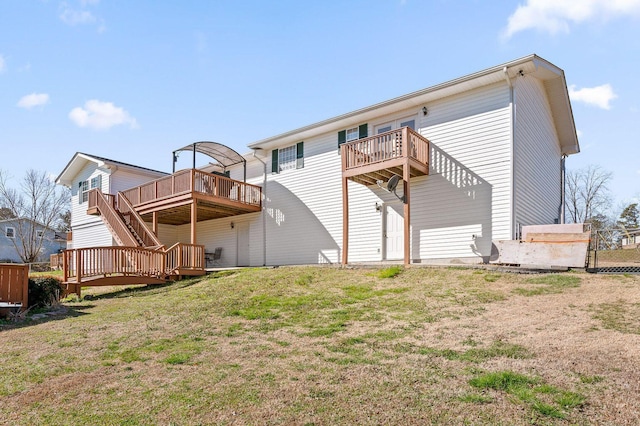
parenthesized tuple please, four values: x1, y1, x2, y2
(560, 155, 566, 224)
(503, 66, 517, 239)
(252, 150, 267, 266)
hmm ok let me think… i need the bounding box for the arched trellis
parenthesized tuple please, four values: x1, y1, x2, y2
(173, 141, 246, 182)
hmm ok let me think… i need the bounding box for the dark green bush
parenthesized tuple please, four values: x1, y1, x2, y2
(28, 276, 64, 308)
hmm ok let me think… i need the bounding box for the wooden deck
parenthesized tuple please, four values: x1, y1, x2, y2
(341, 127, 429, 186)
(62, 243, 205, 296)
(119, 169, 262, 225)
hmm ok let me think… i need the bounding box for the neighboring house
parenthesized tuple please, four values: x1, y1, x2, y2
(621, 230, 640, 249)
(0, 218, 65, 263)
(56, 54, 579, 268)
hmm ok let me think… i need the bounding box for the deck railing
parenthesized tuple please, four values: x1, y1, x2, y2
(63, 243, 205, 283)
(63, 246, 166, 284)
(165, 243, 205, 272)
(120, 169, 262, 209)
(342, 127, 430, 171)
(117, 192, 164, 248)
(0, 263, 29, 309)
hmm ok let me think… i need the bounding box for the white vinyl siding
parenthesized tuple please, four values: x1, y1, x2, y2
(513, 77, 562, 228)
(110, 169, 167, 195)
(208, 83, 512, 265)
(72, 221, 115, 249)
(411, 83, 513, 260)
(71, 163, 110, 230)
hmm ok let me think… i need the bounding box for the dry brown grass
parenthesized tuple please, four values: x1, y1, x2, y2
(1, 267, 639, 425)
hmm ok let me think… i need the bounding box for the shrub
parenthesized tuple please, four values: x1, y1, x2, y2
(28, 276, 64, 308)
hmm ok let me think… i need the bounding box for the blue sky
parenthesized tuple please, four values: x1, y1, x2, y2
(1, 0, 639, 209)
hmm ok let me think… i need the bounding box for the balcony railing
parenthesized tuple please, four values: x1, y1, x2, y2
(120, 169, 262, 209)
(342, 127, 429, 171)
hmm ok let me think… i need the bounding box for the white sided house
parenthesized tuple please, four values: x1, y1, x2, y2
(56, 153, 168, 249)
(56, 54, 579, 284)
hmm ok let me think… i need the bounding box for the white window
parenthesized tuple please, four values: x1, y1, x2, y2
(79, 180, 89, 203)
(5, 227, 15, 238)
(79, 175, 102, 204)
(278, 145, 297, 172)
(346, 127, 359, 142)
(91, 176, 101, 189)
(272, 142, 304, 173)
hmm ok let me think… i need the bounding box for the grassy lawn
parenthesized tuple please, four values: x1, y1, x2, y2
(1, 266, 639, 425)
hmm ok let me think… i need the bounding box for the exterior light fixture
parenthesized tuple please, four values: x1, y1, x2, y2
(422, 106, 428, 116)
(230, 222, 235, 229)
(375, 202, 381, 212)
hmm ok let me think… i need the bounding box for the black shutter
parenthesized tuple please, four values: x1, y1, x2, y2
(296, 142, 304, 169)
(338, 130, 346, 150)
(271, 149, 279, 174)
(359, 123, 368, 139)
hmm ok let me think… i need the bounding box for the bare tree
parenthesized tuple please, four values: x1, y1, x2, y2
(0, 169, 70, 262)
(565, 165, 613, 226)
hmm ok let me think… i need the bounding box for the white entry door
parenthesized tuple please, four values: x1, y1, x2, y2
(383, 204, 404, 260)
(236, 222, 250, 266)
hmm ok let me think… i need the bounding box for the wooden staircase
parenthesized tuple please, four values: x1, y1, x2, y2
(64, 189, 205, 296)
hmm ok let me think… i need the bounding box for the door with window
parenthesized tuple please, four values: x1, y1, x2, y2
(382, 204, 404, 260)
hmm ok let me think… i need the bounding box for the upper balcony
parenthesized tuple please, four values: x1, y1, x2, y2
(341, 127, 430, 185)
(116, 169, 261, 225)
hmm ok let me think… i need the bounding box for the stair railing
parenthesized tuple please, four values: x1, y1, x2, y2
(117, 192, 164, 249)
(92, 189, 140, 247)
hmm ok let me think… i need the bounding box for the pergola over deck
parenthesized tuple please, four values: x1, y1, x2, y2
(341, 127, 430, 265)
(173, 141, 247, 181)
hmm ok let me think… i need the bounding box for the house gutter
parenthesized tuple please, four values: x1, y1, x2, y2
(252, 150, 268, 266)
(503, 66, 517, 239)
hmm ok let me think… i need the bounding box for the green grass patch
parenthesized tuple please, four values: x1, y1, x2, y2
(418, 341, 532, 363)
(377, 265, 403, 278)
(470, 370, 585, 419)
(513, 274, 581, 296)
(590, 300, 640, 334)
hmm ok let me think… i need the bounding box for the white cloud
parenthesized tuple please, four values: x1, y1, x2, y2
(569, 84, 617, 110)
(17, 93, 50, 109)
(0, 54, 6, 73)
(503, 0, 640, 39)
(60, 7, 96, 25)
(59, 1, 104, 31)
(69, 100, 138, 130)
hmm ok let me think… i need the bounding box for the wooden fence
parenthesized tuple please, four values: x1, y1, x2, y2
(0, 263, 29, 309)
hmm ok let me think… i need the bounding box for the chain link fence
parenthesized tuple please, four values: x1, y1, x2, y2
(587, 228, 640, 273)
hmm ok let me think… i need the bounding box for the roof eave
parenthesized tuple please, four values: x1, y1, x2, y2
(248, 54, 580, 156)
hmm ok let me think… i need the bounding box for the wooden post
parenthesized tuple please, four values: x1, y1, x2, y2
(190, 201, 197, 245)
(20, 264, 28, 310)
(341, 146, 349, 265)
(76, 249, 83, 284)
(63, 250, 69, 283)
(403, 161, 411, 266)
(75, 249, 83, 298)
(152, 211, 159, 237)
